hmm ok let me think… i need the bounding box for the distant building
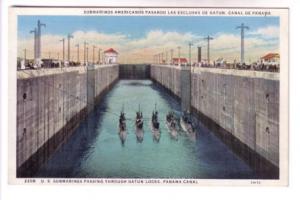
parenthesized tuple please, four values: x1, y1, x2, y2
(172, 58, 188, 65)
(104, 48, 118, 64)
(260, 53, 280, 65)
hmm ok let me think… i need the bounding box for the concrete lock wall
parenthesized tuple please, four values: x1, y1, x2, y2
(16, 65, 119, 177)
(150, 65, 181, 97)
(150, 65, 279, 175)
(181, 68, 192, 113)
(94, 65, 119, 103)
(119, 64, 150, 79)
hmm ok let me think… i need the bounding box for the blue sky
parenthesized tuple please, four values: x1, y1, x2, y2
(17, 16, 280, 63)
(18, 16, 279, 39)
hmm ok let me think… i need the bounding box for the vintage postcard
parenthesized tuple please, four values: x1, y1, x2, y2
(8, 6, 288, 185)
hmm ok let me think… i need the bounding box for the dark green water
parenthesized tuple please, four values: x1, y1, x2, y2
(36, 80, 255, 179)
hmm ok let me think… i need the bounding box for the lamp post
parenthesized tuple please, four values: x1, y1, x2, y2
(84, 41, 88, 65)
(170, 49, 174, 65)
(67, 33, 74, 62)
(165, 51, 168, 65)
(236, 23, 249, 64)
(86, 47, 89, 64)
(37, 20, 46, 60)
(75, 44, 79, 64)
(98, 48, 102, 64)
(177, 46, 181, 66)
(204, 35, 213, 66)
(30, 29, 37, 60)
(158, 53, 161, 64)
(60, 38, 65, 65)
(188, 42, 193, 67)
(102, 52, 105, 64)
(92, 45, 96, 64)
(158, 54, 160, 64)
(23, 48, 27, 65)
(48, 51, 51, 67)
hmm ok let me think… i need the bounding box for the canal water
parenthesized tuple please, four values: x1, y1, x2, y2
(36, 80, 255, 179)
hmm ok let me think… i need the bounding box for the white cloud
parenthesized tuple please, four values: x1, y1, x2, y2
(249, 26, 279, 38)
(126, 30, 196, 49)
(72, 31, 128, 45)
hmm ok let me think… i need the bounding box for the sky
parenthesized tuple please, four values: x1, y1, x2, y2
(17, 16, 279, 64)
